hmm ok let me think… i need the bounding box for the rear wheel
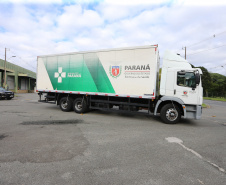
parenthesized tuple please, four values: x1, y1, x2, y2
(160, 104, 181, 124)
(73, 97, 88, 113)
(59, 97, 73, 112)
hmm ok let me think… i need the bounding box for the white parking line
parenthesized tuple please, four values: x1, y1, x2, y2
(165, 137, 225, 173)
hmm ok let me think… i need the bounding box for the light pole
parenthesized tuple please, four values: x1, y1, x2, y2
(3, 48, 16, 88)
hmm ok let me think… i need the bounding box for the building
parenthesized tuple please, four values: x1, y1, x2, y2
(0, 59, 36, 93)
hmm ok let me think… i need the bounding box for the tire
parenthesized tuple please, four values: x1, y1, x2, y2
(160, 104, 181, 124)
(59, 97, 73, 112)
(7, 98, 12, 100)
(73, 97, 87, 113)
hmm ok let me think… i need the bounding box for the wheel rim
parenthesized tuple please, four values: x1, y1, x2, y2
(61, 101, 68, 109)
(166, 108, 178, 121)
(75, 101, 82, 110)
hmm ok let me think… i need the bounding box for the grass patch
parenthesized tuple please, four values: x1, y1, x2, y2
(204, 97, 226, 102)
(202, 103, 210, 108)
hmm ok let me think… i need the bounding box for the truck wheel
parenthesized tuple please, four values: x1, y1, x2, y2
(59, 97, 73, 112)
(160, 104, 181, 124)
(73, 98, 87, 113)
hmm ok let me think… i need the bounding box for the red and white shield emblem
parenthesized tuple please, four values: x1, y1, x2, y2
(112, 66, 120, 76)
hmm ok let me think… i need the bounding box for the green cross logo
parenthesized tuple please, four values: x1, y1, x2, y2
(54, 67, 66, 83)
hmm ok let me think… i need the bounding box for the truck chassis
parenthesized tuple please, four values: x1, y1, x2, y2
(38, 91, 185, 124)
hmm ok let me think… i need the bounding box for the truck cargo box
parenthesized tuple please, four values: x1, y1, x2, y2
(37, 45, 159, 99)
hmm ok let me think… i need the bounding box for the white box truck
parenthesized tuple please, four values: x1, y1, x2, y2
(36, 45, 203, 124)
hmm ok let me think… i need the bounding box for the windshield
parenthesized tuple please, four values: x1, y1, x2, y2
(177, 72, 195, 88)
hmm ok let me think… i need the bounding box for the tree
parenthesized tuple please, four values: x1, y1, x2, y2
(210, 73, 226, 97)
(196, 66, 212, 97)
(191, 63, 226, 97)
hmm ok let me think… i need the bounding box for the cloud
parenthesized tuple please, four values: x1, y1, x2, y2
(182, 0, 226, 6)
(0, 0, 226, 75)
(104, 0, 171, 5)
(0, 0, 170, 5)
(0, 0, 63, 4)
(57, 4, 103, 37)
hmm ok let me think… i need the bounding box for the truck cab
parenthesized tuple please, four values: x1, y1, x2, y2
(155, 50, 203, 123)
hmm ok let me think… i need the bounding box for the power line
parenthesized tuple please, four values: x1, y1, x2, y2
(209, 63, 226, 70)
(176, 30, 226, 55)
(187, 44, 226, 56)
(9, 50, 36, 71)
(0, 44, 36, 71)
(186, 30, 226, 48)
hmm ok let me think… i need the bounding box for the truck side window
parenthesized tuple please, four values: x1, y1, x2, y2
(177, 72, 195, 88)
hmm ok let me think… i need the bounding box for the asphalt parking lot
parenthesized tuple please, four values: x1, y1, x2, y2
(0, 93, 226, 185)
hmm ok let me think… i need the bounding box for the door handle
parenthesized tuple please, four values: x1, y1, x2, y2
(174, 89, 176, 95)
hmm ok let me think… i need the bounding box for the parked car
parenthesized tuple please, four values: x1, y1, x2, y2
(0, 87, 14, 100)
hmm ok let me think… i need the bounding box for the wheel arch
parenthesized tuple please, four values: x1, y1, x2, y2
(154, 97, 185, 116)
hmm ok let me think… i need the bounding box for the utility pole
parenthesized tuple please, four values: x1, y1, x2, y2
(3, 48, 15, 88)
(182, 46, 187, 60)
(4, 48, 7, 88)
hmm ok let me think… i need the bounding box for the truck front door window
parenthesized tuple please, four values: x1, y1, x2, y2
(177, 72, 195, 88)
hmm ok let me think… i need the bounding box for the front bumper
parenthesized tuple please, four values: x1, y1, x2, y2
(183, 104, 202, 119)
(0, 93, 14, 99)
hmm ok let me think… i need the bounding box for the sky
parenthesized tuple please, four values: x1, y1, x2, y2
(0, 0, 226, 75)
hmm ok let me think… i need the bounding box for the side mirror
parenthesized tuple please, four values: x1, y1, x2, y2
(195, 73, 200, 85)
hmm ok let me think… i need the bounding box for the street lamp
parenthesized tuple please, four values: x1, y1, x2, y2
(3, 48, 16, 88)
